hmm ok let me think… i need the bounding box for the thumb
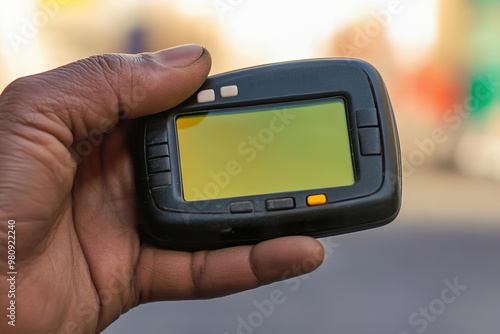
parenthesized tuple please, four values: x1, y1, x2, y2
(0, 44, 211, 146)
(0, 44, 210, 235)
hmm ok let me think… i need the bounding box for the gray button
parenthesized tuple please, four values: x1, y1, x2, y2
(148, 157, 171, 174)
(266, 198, 295, 211)
(230, 201, 254, 213)
(147, 144, 169, 159)
(146, 120, 168, 144)
(356, 108, 378, 127)
(358, 128, 382, 155)
(149, 172, 172, 188)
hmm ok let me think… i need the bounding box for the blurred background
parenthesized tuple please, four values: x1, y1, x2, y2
(1, 0, 499, 333)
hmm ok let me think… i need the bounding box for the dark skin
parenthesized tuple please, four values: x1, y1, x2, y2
(0, 45, 324, 333)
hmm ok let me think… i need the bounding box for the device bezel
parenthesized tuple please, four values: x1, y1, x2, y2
(135, 58, 401, 250)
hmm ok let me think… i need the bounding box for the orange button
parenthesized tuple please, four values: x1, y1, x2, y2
(307, 194, 327, 206)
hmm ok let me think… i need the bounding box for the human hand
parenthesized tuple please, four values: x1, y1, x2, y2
(0, 44, 324, 333)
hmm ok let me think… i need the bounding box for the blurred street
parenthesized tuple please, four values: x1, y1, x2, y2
(400, 168, 500, 227)
(104, 167, 500, 334)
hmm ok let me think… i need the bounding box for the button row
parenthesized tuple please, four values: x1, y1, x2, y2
(145, 123, 172, 188)
(230, 194, 327, 214)
(197, 85, 239, 103)
(356, 108, 382, 156)
(146, 147, 172, 187)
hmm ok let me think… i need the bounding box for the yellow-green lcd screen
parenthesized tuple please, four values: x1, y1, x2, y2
(176, 98, 355, 201)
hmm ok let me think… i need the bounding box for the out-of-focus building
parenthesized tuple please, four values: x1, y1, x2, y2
(441, 0, 500, 181)
(327, 0, 500, 182)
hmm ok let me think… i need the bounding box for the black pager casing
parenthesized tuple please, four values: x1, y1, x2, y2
(134, 59, 402, 251)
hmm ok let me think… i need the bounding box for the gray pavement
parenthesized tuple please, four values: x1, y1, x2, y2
(103, 169, 500, 334)
(103, 226, 500, 334)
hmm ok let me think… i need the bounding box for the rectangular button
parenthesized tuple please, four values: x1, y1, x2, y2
(146, 121, 168, 144)
(307, 194, 327, 206)
(148, 157, 171, 174)
(147, 144, 169, 159)
(266, 198, 295, 211)
(149, 172, 172, 188)
(197, 89, 215, 103)
(220, 85, 239, 98)
(358, 128, 382, 155)
(356, 108, 378, 127)
(230, 201, 254, 213)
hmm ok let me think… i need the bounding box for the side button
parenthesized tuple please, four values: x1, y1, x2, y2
(358, 128, 382, 155)
(146, 121, 168, 144)
(230, 201, 254, 213)
(356, 108, 378, 127)
(147, 144, 169, 159)
(266, 198, 295, 211)
(148, 157, 171, 174)
(149, 172, 172, 188)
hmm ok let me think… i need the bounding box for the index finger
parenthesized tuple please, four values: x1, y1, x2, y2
(134, 236, 325, 303)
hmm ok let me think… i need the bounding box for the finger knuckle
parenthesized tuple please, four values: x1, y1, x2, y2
(85, 54, 129, 84)
(2, 76, 46, 106)
(0, 76, 51, 126)
(190, 251, 210, 298)
(80, 54, 139, 105)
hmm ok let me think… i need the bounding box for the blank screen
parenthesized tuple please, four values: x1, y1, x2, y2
(176, 98, 354, 201)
